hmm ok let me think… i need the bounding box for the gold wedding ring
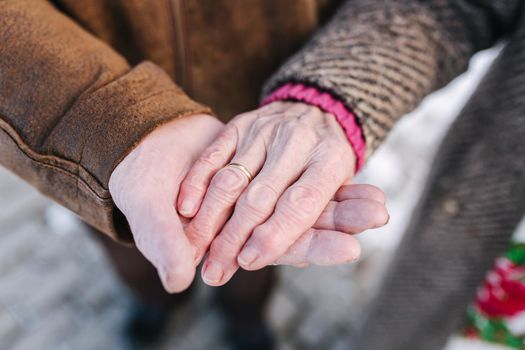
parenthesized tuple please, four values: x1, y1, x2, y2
(227, 163, 254, 182)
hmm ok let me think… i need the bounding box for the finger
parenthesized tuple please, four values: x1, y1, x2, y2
(275, 229, 361, 267)
(129, 200, 196, 293)
(206, 185, 387, 283)
(207, 228, 361, 285)
(334, 184, 386, 204)
(203, 195, 386, 285)
(314, 198, 389, 234)
(211, 194, 388, 283)
(177, 126, 238, 218)
(213, 191, 387, 282)
(186, 135, 266, 264)
(201, 120, 323, 286)
(238, 160, 347, 271)
(200, 178, 283, 286)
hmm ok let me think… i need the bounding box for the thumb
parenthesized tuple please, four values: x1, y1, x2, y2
(128, 202, 196, 293)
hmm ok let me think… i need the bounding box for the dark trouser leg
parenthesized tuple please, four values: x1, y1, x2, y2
(89, 225, 276, 322)
(88, 227, 193, 308)
(355, 37, 525, 350)
(215, 267, 277, 326)
(215, 267, 277, 350)
(88, 225, 277, 348)
(88, 226, 196, 345)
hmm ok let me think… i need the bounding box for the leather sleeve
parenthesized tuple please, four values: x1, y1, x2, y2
(0, 0, 212, 242)
(264, 0, 524, 158)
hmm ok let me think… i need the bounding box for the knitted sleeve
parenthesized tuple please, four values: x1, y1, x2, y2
(263, 83, 366, 172)
(263, 0, 523, 159)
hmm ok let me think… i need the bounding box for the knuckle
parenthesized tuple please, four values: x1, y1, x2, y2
(281, 185, 323, 218)
(209, 168, 246, 199)
(238, 201, 268, 222)
(239, 181, 279, 218)
(195, 129, 234, 168)
(182, 175, 206, 193)
(189, 220, 213, 242)
(195, 153, 221, 172)
(210, 234, 239, 258)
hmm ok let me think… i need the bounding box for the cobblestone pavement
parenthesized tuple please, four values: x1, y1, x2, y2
(1, 48, 517, 350)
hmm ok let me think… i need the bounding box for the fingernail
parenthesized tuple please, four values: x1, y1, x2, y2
(238, 246, 259, 267)
(203, 261, 223, 284)
(179, 198, 196, 217)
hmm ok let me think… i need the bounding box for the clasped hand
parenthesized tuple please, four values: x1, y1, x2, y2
(109, 102, 388, 293)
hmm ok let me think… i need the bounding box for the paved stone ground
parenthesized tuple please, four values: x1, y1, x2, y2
(1, 48, 519, 350)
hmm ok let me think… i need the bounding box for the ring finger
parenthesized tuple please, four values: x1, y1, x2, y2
(186, 134, 266, 263)
(201, 128, 320, 285)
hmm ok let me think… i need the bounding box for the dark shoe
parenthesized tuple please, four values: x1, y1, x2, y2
(214, 267, 278, 350)
(122, 299, 170, 349)
(225, 322, 276, 350)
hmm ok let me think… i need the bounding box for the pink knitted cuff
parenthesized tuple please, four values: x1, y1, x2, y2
(262, 83, 366, 172)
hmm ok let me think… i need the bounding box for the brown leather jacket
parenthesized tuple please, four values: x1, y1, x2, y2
(1, 0, 521, 242)
(0, 0, 340, 241)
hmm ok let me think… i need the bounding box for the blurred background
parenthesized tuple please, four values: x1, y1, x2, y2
(1, 47, 521, 350)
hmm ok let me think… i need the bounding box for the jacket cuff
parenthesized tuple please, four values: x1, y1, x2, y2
(262, 83, 366, 172)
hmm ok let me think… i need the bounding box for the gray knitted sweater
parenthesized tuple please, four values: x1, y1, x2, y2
(266, 1, 525, 349)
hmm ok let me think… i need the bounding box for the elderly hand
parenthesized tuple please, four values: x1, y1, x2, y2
(108, 112, 382, 293)
(178, 102, 386, 286)
(271, 184, 388, 267)
(109, 114, 223, 293)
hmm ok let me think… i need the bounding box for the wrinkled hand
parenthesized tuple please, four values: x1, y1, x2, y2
(273, 184, 387, 267)
(178, 102, 388, 286)
(109, 112, 388, 293)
